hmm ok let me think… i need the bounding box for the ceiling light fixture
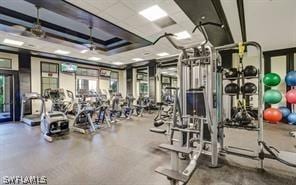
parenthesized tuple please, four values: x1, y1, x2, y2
(3, 38, 24, 46)
(88, 57, 101, 61)
(174, 31, 191, 40)
(80, 49, 88, 54)
(132, 58, 144, 62)
(139, 5, 168, 21)
(157, 52, 169, 57)
(54, 49, 70, 55)
(113, 62, 123, 65)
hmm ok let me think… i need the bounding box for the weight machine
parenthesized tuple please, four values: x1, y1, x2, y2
(152, 22, 296, 185)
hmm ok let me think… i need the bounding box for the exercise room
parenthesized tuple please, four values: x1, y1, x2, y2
(0, 0, 295, 184)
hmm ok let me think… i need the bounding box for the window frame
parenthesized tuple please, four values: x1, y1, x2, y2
(110, 71, 119, 93)
(0, 58, 12, 69)
(40, 62, 59, 95)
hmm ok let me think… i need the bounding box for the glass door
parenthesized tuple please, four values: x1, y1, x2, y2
(0, 74, 13, 123)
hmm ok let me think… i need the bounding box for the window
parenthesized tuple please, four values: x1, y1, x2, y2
(139, 82, 148, 95)
(76, 79, 98, 94)
(76, 67, 99, 95)
(76, 67, 99, 77)
(41, 62, 59, 95)
(110, 71, 119, 93)
(0, 58, 12, 69)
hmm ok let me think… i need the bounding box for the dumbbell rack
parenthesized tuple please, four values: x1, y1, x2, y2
(222, 70, 259, 130)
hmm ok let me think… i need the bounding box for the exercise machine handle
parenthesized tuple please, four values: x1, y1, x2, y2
(153, 32, 185, 50)
(192, 21, 224, 46)
(152, 33, 174, 45)
(192, 21, 224, 33)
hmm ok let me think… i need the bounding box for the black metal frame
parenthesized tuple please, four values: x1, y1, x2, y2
(237, 0, 247, 42)
(0, 69, 20, 123)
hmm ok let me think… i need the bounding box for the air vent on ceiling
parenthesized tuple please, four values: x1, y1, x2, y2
(154, 16, 176, 28)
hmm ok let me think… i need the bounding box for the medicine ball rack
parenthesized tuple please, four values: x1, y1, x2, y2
(222, 66, 259, 130)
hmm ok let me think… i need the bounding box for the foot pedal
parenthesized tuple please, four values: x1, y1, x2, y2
(159, 144, 193, 154)
(154, 120, 164, 127)
(155, 167, 189, 183)
(150, 128, 166, 134)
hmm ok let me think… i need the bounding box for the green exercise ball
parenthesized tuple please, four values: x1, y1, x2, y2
(264, 89, 282, 104)
(263, 73, 281, 87)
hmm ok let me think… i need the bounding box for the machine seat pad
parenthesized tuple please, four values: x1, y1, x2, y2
(159, 144, 193, 154)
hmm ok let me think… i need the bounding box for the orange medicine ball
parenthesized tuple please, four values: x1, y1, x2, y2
(263, 108, 282, 123)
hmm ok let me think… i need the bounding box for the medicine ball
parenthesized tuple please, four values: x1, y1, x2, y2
(278, 107, 291, 118)
(263, 73, 281, 87)
(225, 68, 238, 79)
(287, 113, 296, 125)
(285, 71, 296, 86)
(264, 89, 282, 104)
(244, 65, 258, 77)
(263, 108, 282, 123)
(241, 82, 257, 94)
(225, 83, 239, 94)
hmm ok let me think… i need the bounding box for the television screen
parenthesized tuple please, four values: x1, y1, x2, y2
(100, 69, 111, 77)
(61, 63, 77, 73)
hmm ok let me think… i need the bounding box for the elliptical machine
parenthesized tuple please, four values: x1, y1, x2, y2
(150, 87, 177, 136)
(72, 90, 99, 134)
(121, 94, 135, 119)
(109, 92, 122, 122)
(41, 93, 70, 142)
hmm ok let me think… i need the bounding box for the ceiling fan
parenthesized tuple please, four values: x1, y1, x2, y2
(84, 26, 99, 51)
(30, 5, 46, 38)
(1, 5, 46, 38)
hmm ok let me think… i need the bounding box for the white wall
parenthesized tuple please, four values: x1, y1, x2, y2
(132, 68, 137, 98)
(119, 70, 126, 97)
(0, 52, 18, 70)
(30, 57, 124, 112)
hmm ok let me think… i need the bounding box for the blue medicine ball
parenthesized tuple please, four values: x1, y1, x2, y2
(287, 113, 296, 125)
(279, 107, 291, 118)
(285, 71, 296, 86)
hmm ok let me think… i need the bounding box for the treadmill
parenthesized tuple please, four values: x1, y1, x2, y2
(20, 92, 44, 126)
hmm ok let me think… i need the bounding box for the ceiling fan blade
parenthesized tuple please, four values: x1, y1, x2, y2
(41, 36, 87, 50)
(0, 24, 25, 34)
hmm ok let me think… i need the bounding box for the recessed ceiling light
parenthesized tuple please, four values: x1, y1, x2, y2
(113, 62, 123, 65)
(54, 49, 70, 55)
(88, 57, 101, 61)
(174, 31, 191, 40)
(80, 49, 88, 54)
(3, 38, 24, 46)
(132, 58, 144, 62)
(157, 52, 169, 57)
(139, 5, 168, 21)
